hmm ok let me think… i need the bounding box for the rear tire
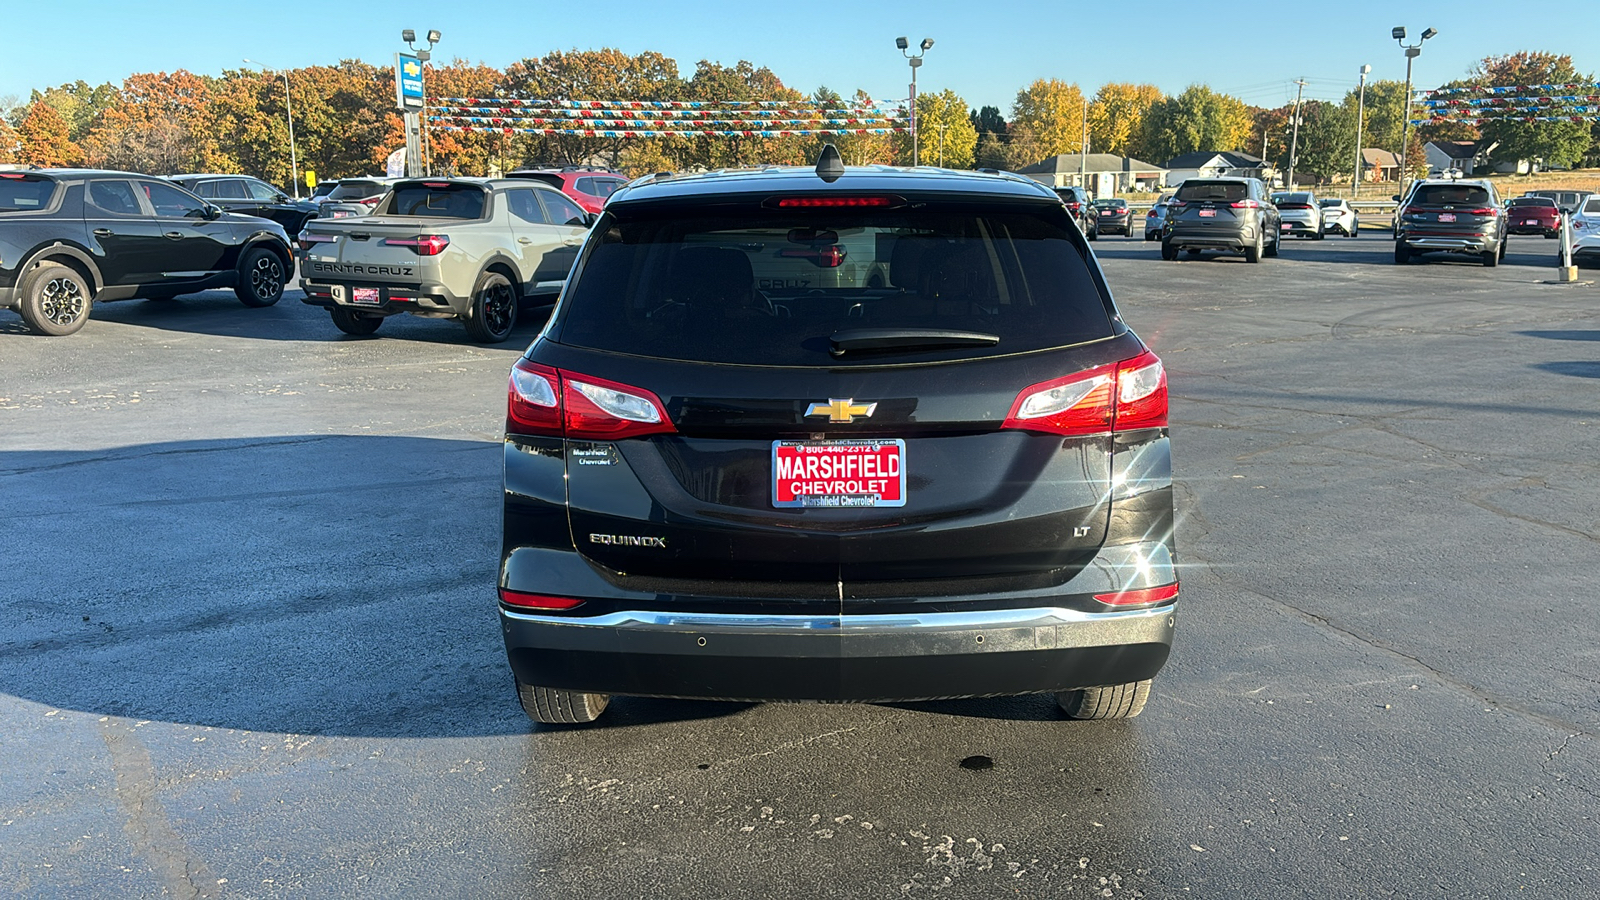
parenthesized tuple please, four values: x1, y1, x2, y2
(517, 679, 610, 724)
(1160, 240, 1178, 261)
(235, 246, 285, 307)
(1481, 246, 1499, 267)
(1265, 228, 1281, 258)
(463, 270, 517, 343)
(330, 307, 383, 335)
(1058, 680, 1151, 720)
(1244, 229, 1262, 264)
(1394, 242, 1411, 265)
(17, 262, 92, 336)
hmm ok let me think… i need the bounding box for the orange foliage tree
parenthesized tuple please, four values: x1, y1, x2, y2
(17, 100, 82, 167)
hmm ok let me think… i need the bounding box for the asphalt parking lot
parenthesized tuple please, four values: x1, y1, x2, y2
(3, 233, 1598, 899)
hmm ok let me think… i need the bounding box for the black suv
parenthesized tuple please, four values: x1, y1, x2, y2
(498, 152, 1177, 725)
(1, 169, 294, 335)
(1394, 179, 1506, 267)
(168, 173, 321, 235)
(1162, 177, 1280, 262)
(1053, 186, 1099, 240)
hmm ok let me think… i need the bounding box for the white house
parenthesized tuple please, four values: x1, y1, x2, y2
(1161, 151, 1271, 187)
(1015, 153, 1168, 194)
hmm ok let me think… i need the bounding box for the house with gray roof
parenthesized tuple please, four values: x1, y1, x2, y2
(1014, 153, 1167, 195)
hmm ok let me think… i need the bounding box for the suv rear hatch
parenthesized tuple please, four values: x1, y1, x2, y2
(1402, 183, 1498, 236)
(1170, 180, 1256, 229)
(515, 188, 1159, 605)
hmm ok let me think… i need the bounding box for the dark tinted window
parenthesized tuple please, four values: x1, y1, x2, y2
(382, 183, 486, 218)
(142, 181, 208, 218)
(88, 180, 143, 215)
(506, 189, 546, 224)
(245, 179, 281, 202)
(1179, 181, 1249, 202)
(1508, 197, 1556, 208)
(328, 180, 388, 200)
(575, 177, 599, 195)
(539, 191, 588, 227)
(0, 175, 58, 212)
(1318, 199, 1344, 208)
(553, 204, 1115, 367)
(1411, 184, 1491, 206)
(594, 178, 626, 198)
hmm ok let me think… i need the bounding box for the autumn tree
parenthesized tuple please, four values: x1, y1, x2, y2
(900, 89, 977, 168)
(1088, 83, 1163, 158)
(1010, 79, 1087, 158)
(83, 71, 212, 174)
(30, 80, 118, 143)
(500, 49, 682, 171)
(17, 100, 81, 166)
(1251, 105, 1289, 165)
(1140, 85, 1252, 164)
(1470, 52, 1593, 168)
(673, 59, 804, 170)
(810, 87, 896, 167)
(0, 118, 21, 164)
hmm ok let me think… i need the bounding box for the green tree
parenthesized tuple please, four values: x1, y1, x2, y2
(1469, 52, 1593, 169)
(1088, 83, 1162, 158)
(1010, 79, 1087, 157)
(1289, 100, 1357, 182)
(1341, 79, 1409, 157)
(499, 48, 682, 171)
(30, 80, 118, 143)
(810, 87, 896, 167)
(968, 105, 1007, 138)
(901, 89, 976, 168)
(17, 100, 80, 167)
(1140, 85, 1252, 164)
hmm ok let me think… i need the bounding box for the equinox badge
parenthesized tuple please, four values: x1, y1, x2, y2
(589, 533, 667, 549)
(806, 398, 878, 424)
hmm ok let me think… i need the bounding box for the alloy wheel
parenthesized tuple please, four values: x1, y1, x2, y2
(39, 276, 87, 326)
(251, 255, 284, 300)
(482, 281, 514, 334)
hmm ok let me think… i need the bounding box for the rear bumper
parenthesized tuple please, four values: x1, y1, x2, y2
(1400, 234, 1492, 253)
(502, 603, 1175, 702)
(299, 279, 464, 315)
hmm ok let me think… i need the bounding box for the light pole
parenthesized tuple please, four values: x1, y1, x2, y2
(1393, 26, 1438, 195)
(243, 59, 299, 197)
(401, 29, 442, 177)
(896, 36, 933, 166)
(1352, 64, 1371, 196)
(1286, 79, 1306, 190)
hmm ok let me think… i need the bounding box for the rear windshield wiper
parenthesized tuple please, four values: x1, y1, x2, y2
(829, 327, 1000, 357)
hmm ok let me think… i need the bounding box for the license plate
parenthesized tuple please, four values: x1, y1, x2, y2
(772, 439, 905, 508)
(352, 287, 381, 305)
(1198, 209, 1216, 217)
(1525, 220, 1539, 225)
(1281, 223, 1292, 230)
(1438, 213, 1457, 222)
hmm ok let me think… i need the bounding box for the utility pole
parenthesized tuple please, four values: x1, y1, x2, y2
(1079, 95, 1088, 189)
(1286, 79, 1306, 191)
(1352, 65, 1371, 197)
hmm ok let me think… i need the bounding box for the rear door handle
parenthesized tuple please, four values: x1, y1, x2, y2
(517, 237, 533, 244)
(164, 231, 185, 240)
(562, 237, 583, 246)
(93, 228, 113, 237)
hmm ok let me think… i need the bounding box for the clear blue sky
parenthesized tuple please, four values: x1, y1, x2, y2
(5, 0, 1597, 112)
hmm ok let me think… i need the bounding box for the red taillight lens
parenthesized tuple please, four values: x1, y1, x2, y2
(1167, 199, 1187, 209)
(498, 588, 586, 610)
(1230, 199, 1261, 209)
(507, 359, 675, 441)
(1002, 349, 1167, 437)
(1094, 583, 1179, 606)
(383, 234, 450, 255)
(1468, 208, 1498, 216)
(774, 196, 895, 208)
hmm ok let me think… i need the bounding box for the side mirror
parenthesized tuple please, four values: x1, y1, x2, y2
(204, 204, 223, 220)
(1391, 195, 1401, 202)
(582, 213, 598, 228)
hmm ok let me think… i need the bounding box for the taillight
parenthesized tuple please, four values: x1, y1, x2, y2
(383, 235, 450, 255)
(498, 588, 586, 611)
(1168, 199, 1187, 209)
(507, 359, 675, 441)
(773, 196, 897, 208)
(1230, 199, 1261, 209)
(1001, 349, 1167, 437)
(359, 196, 382, 206)
(299, 231, 336, 246)
(1468, 208, 1498, 216)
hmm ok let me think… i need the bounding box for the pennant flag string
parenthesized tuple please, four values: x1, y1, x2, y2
(429, 123, 909, 138)
(429, 97, 907, 110)
(429, 104, 904, 121)
(1417, 81, 1600, 97)
(430, 114, 903, 129)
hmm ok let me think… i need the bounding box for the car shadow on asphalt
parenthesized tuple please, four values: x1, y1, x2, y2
(1530, 361, 1600, 379)
(1518, 330, 1600, 342)
(883, 694, 1066, 721)
(73, 290, 550, 347)
(0, 435, 734, 738)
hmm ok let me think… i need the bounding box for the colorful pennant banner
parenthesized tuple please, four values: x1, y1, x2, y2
(1418, 81, 1600, 97)
(430, 97, 905, 110)
(429, 123, 908, 137)
(429, 104, 904, 121)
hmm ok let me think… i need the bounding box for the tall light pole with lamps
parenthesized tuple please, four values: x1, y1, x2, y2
(1352, 64, 1371, 196)
(1393, 26, 1438, 195)
(895, 36, 933, 166)
(400, 29, 442, 177)
(242, 59, 299, 197)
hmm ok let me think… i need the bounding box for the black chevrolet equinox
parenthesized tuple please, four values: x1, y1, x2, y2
(498, 149, 1177, 724)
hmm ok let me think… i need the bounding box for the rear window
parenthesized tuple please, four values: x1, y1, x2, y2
(1318, 199, 1343, 208)
(0, 175, 56, 212)
(1509, 197, 1556, 208)
(1094, 199, 1127, 208)
(382, 183, 485, 218)
(552, 203, 1115, 367)
(328, 180, 388, 200)
(1179, 182, 1249, 202)
(1583, 198, 1600, 215)
(1410, 184, 1491, 207)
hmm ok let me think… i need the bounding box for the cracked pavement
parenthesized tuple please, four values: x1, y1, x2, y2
(2, 236, 1598, 898)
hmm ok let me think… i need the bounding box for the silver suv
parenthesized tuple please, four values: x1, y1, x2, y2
(1161, 177, 1281, 262)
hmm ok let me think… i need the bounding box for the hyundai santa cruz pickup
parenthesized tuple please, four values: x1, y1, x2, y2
(498, 151, 1178, 725)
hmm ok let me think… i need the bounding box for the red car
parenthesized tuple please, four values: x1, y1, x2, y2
(505, 167, 629, 214)
(1506, 197, 1561, 238)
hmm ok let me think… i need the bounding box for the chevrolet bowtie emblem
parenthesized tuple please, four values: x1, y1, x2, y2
(806, 398, 878, 423)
